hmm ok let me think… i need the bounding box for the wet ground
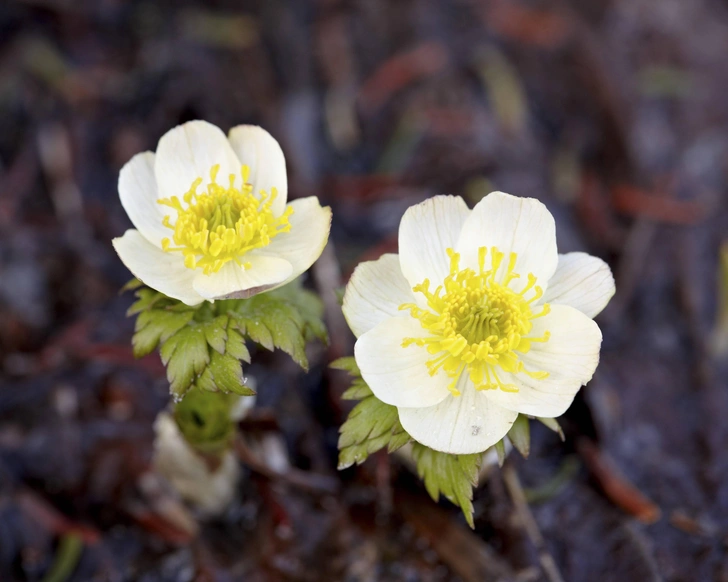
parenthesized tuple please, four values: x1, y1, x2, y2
(1, 0, 728, 580)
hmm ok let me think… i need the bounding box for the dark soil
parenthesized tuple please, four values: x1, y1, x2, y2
(1, 0, 727, 580)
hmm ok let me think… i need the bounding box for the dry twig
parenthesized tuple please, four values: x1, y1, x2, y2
(502, 465, 565, 582)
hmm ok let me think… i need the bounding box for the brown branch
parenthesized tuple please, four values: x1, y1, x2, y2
(502, 465, 565, 582)
(577, 439, 661, 524)
(234, 437, 339, 496)
(396, 490, 518, 582)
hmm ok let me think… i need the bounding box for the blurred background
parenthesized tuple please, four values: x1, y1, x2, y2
(1, 0, 727, 580)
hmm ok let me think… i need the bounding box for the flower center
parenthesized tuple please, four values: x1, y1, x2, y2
(399, 246, 551, 396)
(158, 164, 293, 274)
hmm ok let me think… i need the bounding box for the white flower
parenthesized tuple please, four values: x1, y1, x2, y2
(343, 192, 615, 455)
(112, 121, 331, 305)
(153, 412, 240, 516)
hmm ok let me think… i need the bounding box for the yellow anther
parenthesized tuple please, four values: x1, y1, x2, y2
(400, 246, 551, 396)
(158, 164, 292, 274)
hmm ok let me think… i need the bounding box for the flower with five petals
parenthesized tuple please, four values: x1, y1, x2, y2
(343, 192, 615, 454)
(113, 120, 331, 306)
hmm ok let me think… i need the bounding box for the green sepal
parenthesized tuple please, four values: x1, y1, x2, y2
(126, 278, 326, 399)
(120, 277, 144, 293)
(411, 442, 482, 529)
(507, 414, 530, 458)
(333, 357, 410, 469)
(537, 416, 564, 441)
(494, 439, 506, 467)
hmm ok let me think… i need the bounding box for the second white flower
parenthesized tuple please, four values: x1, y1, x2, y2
(343, 192, 615, 455)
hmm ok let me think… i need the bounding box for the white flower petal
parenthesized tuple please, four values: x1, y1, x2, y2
(398, 195, 471, 288)
(398, 373, 518, 454)
(228, 125, 288, 217)
(456, 191, 558, 294)
(343, 254, 415, 338)
(118, 152, 168, 246)
(192, 256, 293, 301)
(486, 304, 602, 417)
(154, 120, 242, 201)
(543, 252, 615, 318)
(256, 197, 331, 288)
(355, 316, 451, 408)
(112, 230, 203, 306)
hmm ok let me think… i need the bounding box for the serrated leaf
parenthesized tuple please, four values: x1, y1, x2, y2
(223, 278, 328, 370)
(203, 315, 229, 354)
(225, 324, 249, 361)
(507, 414, 530, 458)
(341, 379, 371, 401)
(133, 310, 195, 358)
(161, 325, 209, 396)
(388, 430, 412, 453)
(195, 364, 217, 392)
(333, 358, 409, 468)
(225, 324, 250, 362)
(267, 305, 306, 366)
(411, 442, 482, 528)
(338, 396, 399, 449)
(128, 287, 171, 316)
(206, 350, 256, 396)
(125, 279, 327, 398)
(243, 318, 275, 351)
(121, 278, 143, 293)
(330, 356, 360, 375)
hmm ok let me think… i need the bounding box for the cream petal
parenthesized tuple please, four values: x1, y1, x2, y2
(398, 373, 518, 455)
(228, 125, 288, 217)
(118, 152, 169, 246)
(343, 254, 416, 338)
(456, 191, 558, 294)
(154, 120, 242, 201)
(355, 316, 451, 408)
(486, 304, 602, 417)
(398, 195, 471, 288)
(255, 197, 331, 288)
(192, 256, 293, 301)
(112, 230, 203, 306)
(543, 252, 615, 318)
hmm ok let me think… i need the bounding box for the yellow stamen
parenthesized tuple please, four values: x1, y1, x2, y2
(158, 164, 292, 274)
(400, 246, 551, 395)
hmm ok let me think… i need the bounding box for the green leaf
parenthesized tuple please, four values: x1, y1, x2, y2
(205, 350, 255, 396)
(203, 315, 229, 354)
(333, 358, 410, 469)
(225, 323, 251, 362)
(330, 356, 359, 375)
(507, 414, 530, 458)
(125, 278, 327, 399)
(411, 442, 482, 528)
(130, 288, 195, 358)
(224, 277, 328, 370)
(160, 324, 209, 397)
(121, 277, 143, 293)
